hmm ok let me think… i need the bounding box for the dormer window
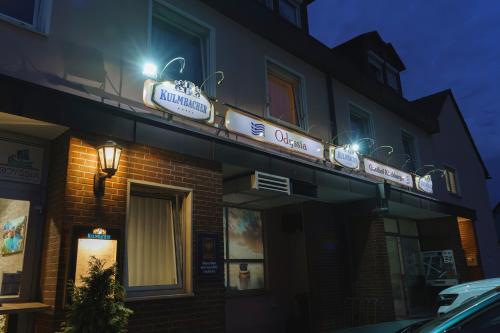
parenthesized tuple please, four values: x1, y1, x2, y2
(368, 53, 384, 83)
(386, 64, 400, 92)
(368, 51, 401, 94)
(279, 0, 301, 27)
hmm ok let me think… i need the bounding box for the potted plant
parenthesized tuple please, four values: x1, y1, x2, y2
(60, 257, 133, 333)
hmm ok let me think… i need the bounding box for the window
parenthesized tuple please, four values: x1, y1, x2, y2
(0, 198, 30, 299)
(152, 2, 213, 93)
(279, 0, 301, 26)
(444, 167, 460, 195)
(349, 104, 372, 154)
(401, 131, 418, 171)
(267, 61, 305, 129)
(224, 207, 265, 291)
(368, 53, 384, 83)
(257, 0, 273, 9)
(125, 182, 192, 299)
(0, 0, 51, 33)
(386, 65, 400, 92)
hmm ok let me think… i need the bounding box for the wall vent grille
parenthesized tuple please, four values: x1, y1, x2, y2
(252, 171, 290, 195)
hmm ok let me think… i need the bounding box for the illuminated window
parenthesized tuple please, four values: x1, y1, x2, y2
(279, 0, 301, 26)
(125, 182, 192, 299)
(224, 207, 265, 291)
(152, 2, 213, 93)
(0, 0, 51, 33)
(444, 167, 459, 195)
(267, 62, 305, 129)
(457, 217, 479, 267)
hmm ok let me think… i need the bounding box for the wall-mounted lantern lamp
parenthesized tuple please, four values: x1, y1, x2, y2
(94, 140, 122, 197)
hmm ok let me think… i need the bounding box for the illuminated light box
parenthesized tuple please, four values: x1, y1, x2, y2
(69, 227, 122, 287)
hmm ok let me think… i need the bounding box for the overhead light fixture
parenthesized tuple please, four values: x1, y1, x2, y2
(142, 62, 158, 79)
(94, 140, 123, 197)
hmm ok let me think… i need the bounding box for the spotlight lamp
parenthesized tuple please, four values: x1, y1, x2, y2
(142, 62, 158, 79)
(94, 140, 123, 197)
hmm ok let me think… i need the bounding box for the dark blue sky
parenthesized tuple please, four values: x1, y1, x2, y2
(308, 0, 500, 207)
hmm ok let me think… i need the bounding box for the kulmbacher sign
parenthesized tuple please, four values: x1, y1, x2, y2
(329, 146, 360, 169)
(225, 109, 325, 160)
(143, 79, 214, 123)
(363, 158, 413, 187)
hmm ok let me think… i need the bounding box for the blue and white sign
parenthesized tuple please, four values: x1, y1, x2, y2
(143, 79, 214, 123)
(415, 175, 433, 194)
(225, 109, 324, 160)
(364, 158, 413, 187)
(329, 146, 360, 169)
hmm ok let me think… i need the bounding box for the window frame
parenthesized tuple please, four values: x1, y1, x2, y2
(223, 206, 266, 295)
(124, 180, 193, 301)
(400, 129, 420, 172)
(347, 102, 375, 153)
(265, 58, 308, 131)
(0, 0, 52, 35)
(278, 0, 301, 27)
(367, 51, 385, 83)
(148, 0, 217, 97)
(257, 0, 274, 10)
(385, 63, 401, 93)
(443, 165, 461, 196)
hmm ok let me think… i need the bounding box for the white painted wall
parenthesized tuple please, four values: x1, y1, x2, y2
(0, 0, 332, 141)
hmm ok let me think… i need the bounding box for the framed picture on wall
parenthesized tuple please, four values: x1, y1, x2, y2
(1, 216, 27, 256)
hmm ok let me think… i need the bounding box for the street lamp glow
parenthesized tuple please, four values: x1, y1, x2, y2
(142, 62, 158, 79)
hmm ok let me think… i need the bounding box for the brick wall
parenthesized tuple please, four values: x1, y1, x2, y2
(348, 216, 395, 325)
(302, 202, 350, 332)
(35, 133, 69, 332)
(36, 132, 225, 332)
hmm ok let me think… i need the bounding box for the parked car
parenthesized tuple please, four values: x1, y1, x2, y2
(398, 286, 500, 333)
(437, 278, 500, 314)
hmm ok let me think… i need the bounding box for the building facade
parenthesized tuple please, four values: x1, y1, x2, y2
(0, 0, 497, 332)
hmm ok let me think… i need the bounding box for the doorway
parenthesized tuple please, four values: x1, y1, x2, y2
(384, 218, 428, 318)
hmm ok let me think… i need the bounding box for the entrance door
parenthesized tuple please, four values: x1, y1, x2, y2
(386, 235, 406, 318)
(385, 219, 426, 318)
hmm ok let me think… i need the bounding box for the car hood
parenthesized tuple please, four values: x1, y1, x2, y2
(440, 278, 500, 294)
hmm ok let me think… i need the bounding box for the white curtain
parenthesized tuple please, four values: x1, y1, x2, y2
(127, 196, 177, 287)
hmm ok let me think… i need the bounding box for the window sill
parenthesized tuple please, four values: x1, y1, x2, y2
(225, 289, 267, 298)
(266, 115, 309, 135)
(0, 302, 51, 315)
(447, 192, 462, 199)
(125, 292, 194, 302)
(0, 14, 48, 37)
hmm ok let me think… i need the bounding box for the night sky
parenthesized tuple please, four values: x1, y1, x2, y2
(308, 1, 500, 207)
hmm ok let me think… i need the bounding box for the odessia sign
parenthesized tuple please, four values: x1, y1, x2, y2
(225, 109, 325, 160)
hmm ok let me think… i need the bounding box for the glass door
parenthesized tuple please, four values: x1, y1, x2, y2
(385, 218, 426, 318)
(400, 237, 426, 317)
(386, 235, 406, 318)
